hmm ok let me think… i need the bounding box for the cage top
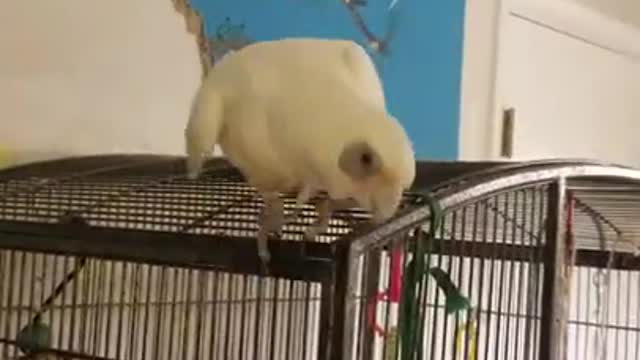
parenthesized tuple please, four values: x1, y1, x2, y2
(1, 154, 639, 272)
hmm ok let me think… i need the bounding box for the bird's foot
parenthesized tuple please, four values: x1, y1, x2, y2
(257, 242, 271, 276)
(256, 226, 273, 276)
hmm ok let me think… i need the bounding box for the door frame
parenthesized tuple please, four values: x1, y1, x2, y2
(458, 0, 640, 160)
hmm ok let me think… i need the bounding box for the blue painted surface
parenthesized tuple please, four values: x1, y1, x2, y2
(191, 0, 466, 160)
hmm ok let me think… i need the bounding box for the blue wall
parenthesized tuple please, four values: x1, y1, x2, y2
(191, 0, 466, 160)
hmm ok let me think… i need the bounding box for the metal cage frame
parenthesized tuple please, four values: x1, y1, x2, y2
(1, 154, 639, 360)
(338, 158, 640, 360)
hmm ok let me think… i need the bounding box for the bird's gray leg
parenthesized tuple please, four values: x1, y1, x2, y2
(257, 191, 284, 273)
(303, 197, 333, 241)
(303, 198, 359, 241)
(288, 185, 316, 224)
(298, 196, 331, 259)
(269, 194, 286, 237)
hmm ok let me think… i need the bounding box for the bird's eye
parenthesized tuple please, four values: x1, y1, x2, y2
(361, 152, 372, 166)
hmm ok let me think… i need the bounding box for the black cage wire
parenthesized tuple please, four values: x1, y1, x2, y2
(0, 154, 639, 360)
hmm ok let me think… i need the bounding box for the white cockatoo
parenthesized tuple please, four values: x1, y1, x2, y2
(184, 37, 415, 271)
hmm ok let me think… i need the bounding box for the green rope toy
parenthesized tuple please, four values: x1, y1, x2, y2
(397, 195, 471, 360)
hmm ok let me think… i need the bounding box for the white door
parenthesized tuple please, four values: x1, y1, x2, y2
(493, 0, 640, 167)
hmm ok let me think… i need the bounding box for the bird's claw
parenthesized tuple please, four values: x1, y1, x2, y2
(259, 256, 271, 276)
(257, 243, 271, 276)
(258, 245, 271, 263)
(256, 226, 272, 276)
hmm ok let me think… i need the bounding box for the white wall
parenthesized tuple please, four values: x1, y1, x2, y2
(0, 0, 202, 168)
(458, 0, 640, 161)
(575, 0, 640, 27)
(457, 0, 503, 160)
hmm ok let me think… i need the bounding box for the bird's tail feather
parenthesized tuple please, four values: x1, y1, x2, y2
(184, 87, 224, 179)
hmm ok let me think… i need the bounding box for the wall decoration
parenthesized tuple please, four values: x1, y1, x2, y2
(171, 0, 210, 75)
(209, 16, 253, 61)
(174, 0, 466, 160)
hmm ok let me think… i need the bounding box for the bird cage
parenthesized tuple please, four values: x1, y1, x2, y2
(0, 155, 639, 360)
